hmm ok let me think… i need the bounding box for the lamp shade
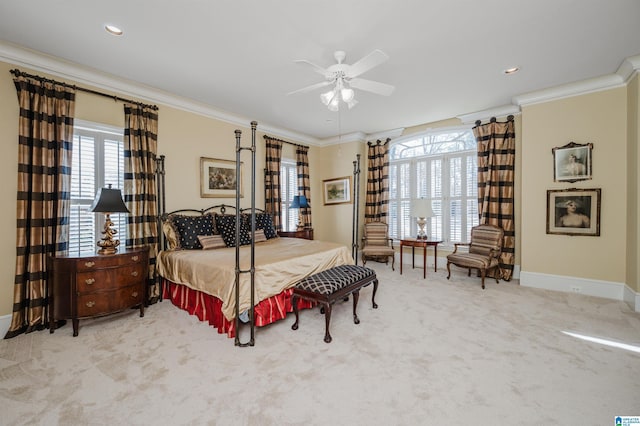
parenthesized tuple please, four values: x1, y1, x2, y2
(90, 185, 129, 213)
(412, 198, 434, 218)
(289, 195, 310, 209)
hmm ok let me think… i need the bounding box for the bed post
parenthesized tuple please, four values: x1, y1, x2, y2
(155, 154, 166, 301)
(352, 154, 361, 263)
(234, 121, 257, 347)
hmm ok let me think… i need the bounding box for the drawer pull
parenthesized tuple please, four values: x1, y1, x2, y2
(131, 291, 138, 298)
(132, 255, 139, 262)
(85, 301, 96, 308)
(84, 261, 95, 268)
(131, 271, 138, 277)
(85, 278, 95, 285)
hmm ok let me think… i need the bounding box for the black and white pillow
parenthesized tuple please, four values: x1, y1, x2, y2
(171, 214, 216, 249)
(215, 215, 252, 247)
(254, 213, 278, 239)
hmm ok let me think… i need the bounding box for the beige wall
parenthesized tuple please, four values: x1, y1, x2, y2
(520, 87, 628, 283)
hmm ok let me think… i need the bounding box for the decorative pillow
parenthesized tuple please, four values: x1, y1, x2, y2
(198, 234, 226, 250)
(161, 219, 179, 250)
(254, 213, 278, 239)
(253, 229, 267, 243)
(171, 214, 216, 250)
(215, 215, 252, 247)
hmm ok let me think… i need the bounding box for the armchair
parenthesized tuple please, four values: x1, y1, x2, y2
(361, 221, 395, 270)
(446, 224, 504, 289)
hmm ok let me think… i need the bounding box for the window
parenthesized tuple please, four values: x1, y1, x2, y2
(280, 160, 299, 231)
(69, 121, 127, 255)
(388, 127, 478, 244)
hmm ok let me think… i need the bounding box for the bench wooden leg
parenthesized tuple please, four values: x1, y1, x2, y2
(352, 290, 360, 325)
(323, 302, 332, 343)
(291, 294, 300, 330)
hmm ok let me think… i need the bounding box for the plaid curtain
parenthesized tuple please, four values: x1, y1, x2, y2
(123, 105, 159, 301)
(295, 145, 312, 228)
(473, 116, 516, 281)
(264, 137, 283, 231)
(5, 75, 75, 338)
(365, 139, 390, 223)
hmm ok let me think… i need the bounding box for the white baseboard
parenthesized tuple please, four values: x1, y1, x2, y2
(520, 270, 639, 312)
(0, 314, 11, 338)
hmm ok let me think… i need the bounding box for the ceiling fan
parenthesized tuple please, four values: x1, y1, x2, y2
(288, 49, 395, 111)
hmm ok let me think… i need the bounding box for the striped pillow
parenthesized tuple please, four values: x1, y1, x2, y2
(253, 229, 267, 243)
(198, 234, 226, 250)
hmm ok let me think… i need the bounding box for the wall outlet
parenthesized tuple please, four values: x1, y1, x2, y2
(571, 286, 581, 293)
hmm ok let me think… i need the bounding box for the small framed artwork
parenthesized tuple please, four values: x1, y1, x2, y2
(200, 157, 243, 198)
(546, 188, 601, 236)
(552, 141, 593, 182)
(322, 176, 352, 205)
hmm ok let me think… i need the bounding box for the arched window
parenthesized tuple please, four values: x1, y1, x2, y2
(388, 127, 478, 244)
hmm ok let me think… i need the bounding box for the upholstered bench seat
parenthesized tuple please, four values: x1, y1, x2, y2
(291, 265, 378, 343)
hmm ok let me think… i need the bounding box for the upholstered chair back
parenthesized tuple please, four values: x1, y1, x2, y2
(469, 225, 504, 257)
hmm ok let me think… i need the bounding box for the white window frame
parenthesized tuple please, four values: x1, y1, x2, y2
(388, 126, 478, 246)
(69, 120, 126, 255)
(280, 159, 299, 232)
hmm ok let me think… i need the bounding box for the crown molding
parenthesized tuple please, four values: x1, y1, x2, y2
(513, 74, 626, 107)
(616, 54, 640, 84)
(319, 131, 367, 146)
(0, 41, 322, 146)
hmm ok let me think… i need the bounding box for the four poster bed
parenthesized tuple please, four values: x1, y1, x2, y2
(154, 123, 358, 343)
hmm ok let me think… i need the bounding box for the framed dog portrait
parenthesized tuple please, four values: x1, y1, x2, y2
(546, 188, 601, 236)
(552, 141, 593, 183)
(200, 157, 242, 198)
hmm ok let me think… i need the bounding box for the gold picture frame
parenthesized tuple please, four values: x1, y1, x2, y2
(546, 188, 601, 236)
(200, 157, 243, 198)
(322, 176, 352, 205)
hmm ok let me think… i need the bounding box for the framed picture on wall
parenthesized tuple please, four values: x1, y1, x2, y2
(322, 176, 352, 205)
(546, 188, 601, 236)
(200, 157, 243, 198)
(552, 141, 593, 183)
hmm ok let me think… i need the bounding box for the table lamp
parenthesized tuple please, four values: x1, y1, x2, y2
(289, 195, 310, 230)
(89, 184, 130, 254)
(412, 198, 434, 240)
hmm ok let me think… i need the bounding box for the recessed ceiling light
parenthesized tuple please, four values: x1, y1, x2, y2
(105, 24, 123, 36)
(503, 66, 520, 75)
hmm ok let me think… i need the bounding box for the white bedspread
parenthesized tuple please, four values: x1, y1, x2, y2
(157, 237, 354, 321)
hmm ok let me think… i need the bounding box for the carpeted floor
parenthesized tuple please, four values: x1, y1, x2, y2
(1, 263, 639, 426)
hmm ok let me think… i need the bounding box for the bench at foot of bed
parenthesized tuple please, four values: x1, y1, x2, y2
(291, 264, 378, 343)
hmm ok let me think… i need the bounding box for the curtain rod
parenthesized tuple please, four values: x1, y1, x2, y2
(263, 134, 307, 149)
(474, 115, 514, 126)
(10, 68, 159, 111)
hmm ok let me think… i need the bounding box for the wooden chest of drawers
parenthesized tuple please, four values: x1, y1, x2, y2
(48, 247, 149, 336)
(277, 228, 314, 240)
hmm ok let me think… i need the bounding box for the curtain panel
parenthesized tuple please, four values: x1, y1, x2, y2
(295, 145, 312, 228)
(5, 76, 76, 338)
(264, 137, 283, 231)
(365, 139, 390, 223)
(473, 116, 516, 281)
(123, 105, 159, 301)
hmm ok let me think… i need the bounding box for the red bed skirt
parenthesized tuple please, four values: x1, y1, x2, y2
(161, 279, 315, 338)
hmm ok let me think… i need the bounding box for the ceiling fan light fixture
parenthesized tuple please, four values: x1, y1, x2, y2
(104, 24, 123, 36)
(341, 87, 355, 103)
(320, 90, 335, 106)
(347, 99, 358, 109)
(328, 102, 339, 112)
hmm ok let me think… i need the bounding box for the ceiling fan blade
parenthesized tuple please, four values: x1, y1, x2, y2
(350, 78, 395, 96)
(293, 59, 330, 77)
(346, 49, 389, 78)
(287, 80, 332, 96)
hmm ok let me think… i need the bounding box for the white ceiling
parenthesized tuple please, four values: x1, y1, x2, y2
(1, 1, 639, 144)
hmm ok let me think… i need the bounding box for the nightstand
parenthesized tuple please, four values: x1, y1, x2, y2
(48, 247, 149, 336)
(278, 228, 314, 240)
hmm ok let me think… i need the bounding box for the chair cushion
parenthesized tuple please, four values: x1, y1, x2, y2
(296, 265, 375, 295)
(361, 246, 394, 256)
(447, 252, 499, 270)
